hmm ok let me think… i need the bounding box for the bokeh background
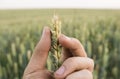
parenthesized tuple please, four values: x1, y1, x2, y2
(0, 9, 120, 79)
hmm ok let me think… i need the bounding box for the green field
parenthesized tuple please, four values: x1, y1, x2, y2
(0, 9, 120, 79)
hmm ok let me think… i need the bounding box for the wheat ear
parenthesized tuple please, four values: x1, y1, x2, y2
(50, 15, 61, 71)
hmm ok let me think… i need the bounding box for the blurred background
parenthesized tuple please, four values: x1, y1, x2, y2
(0, 0, 120, 79)
(0, 9, 120, 79)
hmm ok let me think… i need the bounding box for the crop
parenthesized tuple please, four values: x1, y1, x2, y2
(49, 15, 62, 71)
(0, 9, 120, 79)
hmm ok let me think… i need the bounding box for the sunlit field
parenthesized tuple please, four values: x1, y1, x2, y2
(0, 9, 120, 79)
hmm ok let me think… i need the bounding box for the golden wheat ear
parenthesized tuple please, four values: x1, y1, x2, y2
(50, 15, 62, 71)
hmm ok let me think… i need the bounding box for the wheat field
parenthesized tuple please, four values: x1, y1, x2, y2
(0, 9, 120, 79)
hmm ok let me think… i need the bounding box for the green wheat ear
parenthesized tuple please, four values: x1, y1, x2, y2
(50, 15, 62, 71)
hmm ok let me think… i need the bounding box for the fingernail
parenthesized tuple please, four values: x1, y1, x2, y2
(42, 27, 49, 37)
(42, 27, 47, 35)
(55, 66, 65, 76)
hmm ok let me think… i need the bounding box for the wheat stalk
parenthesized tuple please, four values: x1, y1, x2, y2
(50, 15, 62, 71)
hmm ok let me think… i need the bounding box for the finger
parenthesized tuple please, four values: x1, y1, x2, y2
(66, 69, 93, 79)
(54, 57, 94, 79)
(59, 34, 87, 60)
(60, 48, 72, 62)
(24, 27, 51, 74)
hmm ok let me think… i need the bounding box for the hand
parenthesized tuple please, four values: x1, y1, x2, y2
(54, 34, 94, 79)
(23, 27, 53, 79)
(23, 27, 94, 79)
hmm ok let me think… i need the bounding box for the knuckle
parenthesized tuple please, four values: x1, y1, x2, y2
(71, 38, 84, 50)
(89, 58, 94, 68)
(71, 38, 81, 49)
(71, 38, 80, 45)
(87, 58, 94, 72)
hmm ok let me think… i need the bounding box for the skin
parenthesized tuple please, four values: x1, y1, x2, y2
(23, 27, 94, 79)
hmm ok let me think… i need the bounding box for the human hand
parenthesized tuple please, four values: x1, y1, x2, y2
(23, 27, 94, 79)
(54, 34, 94, 79)
(23, 27, 53, 79)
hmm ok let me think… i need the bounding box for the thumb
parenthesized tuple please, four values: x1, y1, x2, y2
(24, 27, 51, 75)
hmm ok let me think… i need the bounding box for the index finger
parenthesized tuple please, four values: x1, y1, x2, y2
(59, 34, 87, 57)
